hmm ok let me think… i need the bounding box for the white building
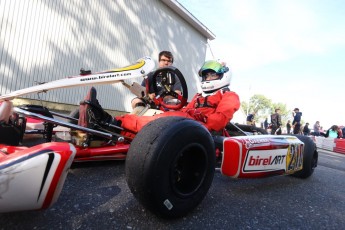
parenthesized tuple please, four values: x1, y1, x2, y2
(0, 0, 215, 112)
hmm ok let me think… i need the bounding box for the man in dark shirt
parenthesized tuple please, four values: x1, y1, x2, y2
(292, 108, 302, 134)
(271, 108, 282, 135)
(303, 122, 311, 135)
(131, 51, 182, 110)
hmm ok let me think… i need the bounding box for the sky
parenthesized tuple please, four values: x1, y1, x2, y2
(178, 0, 345, 130)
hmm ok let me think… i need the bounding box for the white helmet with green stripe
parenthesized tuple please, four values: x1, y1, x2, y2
(198, 60, 232, 93)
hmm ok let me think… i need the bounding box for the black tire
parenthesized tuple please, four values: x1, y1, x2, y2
(291, 135, 318, 178)
(126, 116, 215, 218)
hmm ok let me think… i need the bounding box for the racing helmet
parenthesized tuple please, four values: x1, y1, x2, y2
(198, 60, 231, 93)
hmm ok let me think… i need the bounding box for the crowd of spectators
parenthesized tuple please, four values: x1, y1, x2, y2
(258, 109, 344, 139)
(306, 122, 343, 139)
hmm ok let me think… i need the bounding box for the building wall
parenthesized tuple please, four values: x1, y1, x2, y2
(0, 0, 208, 112)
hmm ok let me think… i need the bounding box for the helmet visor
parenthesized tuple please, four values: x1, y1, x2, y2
(201, 71, 220, 81)
(199, 61, 223, 76)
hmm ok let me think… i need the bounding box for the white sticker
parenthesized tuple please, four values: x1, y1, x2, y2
(243, 148, 288, 172)
(163, 199, 173, 210)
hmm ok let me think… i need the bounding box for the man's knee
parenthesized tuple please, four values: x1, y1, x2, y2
(0, 101, 13, 124)
(131, 98, 145, 109)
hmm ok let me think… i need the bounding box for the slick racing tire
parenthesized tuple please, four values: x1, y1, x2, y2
(126, 116, 215, 218)
(291, 135, 318, 178)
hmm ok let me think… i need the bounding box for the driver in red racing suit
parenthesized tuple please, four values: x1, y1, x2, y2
(117, 60, 240, 134)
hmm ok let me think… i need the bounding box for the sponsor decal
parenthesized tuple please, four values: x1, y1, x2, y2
(286, 143, 303, 172)
(243, 148, 288, 172)
(80, 73, 131, 82)
(243, 138, 270, 149)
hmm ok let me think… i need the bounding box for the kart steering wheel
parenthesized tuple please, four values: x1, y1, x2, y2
(151, 66, 188, 110)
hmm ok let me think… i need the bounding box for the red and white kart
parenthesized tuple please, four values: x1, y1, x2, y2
(0, 57, 318, 218)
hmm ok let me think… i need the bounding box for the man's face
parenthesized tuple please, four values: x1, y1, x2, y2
(204, 71, 220, 81)
(159, 55, 173, 68)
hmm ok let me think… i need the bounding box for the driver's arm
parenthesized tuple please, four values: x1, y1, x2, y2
(204, 91, 240, 132)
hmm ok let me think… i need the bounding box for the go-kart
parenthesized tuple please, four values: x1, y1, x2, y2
(0, 57, 318, 218)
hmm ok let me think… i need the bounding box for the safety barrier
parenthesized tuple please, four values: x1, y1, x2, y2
(334, 139, 345, 154)
(314, 136, 345, 154)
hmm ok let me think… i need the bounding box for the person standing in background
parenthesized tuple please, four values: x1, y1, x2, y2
(271, 108, 282, 135)
(292, 108, 302, 134)
(313, 121, 321, 136)
(246, 111, 256, 126)
(325, 125, 340, 138)
(303, 122, 311, 136)
(286, 120, 291, 134)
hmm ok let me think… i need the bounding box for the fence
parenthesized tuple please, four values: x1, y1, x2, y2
(314, 136, 345, 154)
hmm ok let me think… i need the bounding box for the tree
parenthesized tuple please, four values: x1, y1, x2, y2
(242, 94, 271, 115)
(241, 94, 290, 126)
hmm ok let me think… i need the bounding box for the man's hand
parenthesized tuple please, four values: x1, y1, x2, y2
(148, 93, 156, 100)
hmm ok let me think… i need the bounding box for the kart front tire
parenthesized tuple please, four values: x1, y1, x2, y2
(291, 135, 318, 178)
(126, 116, 215, 218)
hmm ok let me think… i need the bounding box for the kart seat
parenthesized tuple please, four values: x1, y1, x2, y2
(0, 101, 13, 124)
(78, 87, 117, 129)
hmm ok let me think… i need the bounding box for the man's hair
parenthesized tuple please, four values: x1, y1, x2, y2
(275, 108, 280, 112)
(159, 51, 174, 63)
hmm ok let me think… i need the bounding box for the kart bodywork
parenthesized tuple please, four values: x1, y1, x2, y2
(0, 57, 318, 218)
(0, 142, 75, 212)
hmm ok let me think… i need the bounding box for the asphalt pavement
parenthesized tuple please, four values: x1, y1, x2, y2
(1, 148, 345, 230)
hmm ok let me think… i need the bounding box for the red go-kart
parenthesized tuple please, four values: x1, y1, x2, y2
(0, 57, 318, 218)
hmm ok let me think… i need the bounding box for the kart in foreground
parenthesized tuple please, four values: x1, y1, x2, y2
(0, 57, 318, 218)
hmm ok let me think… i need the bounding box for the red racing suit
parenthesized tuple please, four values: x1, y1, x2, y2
(117, 88, 240, 134)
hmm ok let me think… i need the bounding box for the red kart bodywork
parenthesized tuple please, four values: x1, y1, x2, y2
(0, 142, 75, 212)
(222, 135, 303, 178)
(73, 142, 129, 162)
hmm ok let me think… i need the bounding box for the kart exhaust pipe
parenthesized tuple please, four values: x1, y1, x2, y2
(14, 107, 115, 140)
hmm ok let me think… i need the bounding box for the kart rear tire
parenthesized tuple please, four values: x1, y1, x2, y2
(291, 135, 318, 178)
(126, 116, 215, 218)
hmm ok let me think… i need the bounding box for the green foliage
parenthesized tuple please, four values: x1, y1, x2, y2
(241, 94, 292, 126)
(242, 94, 271, 115)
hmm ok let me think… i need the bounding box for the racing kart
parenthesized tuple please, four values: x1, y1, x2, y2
(0, 57, 318, 218)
